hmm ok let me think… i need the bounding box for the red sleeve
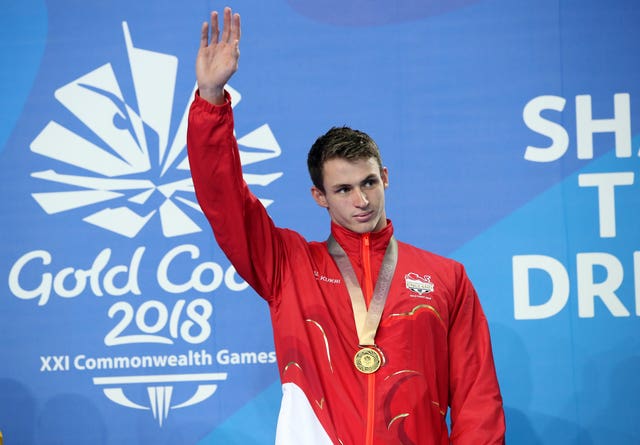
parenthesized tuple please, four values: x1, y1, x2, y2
(187, 91, 282, 302)
(448, 264, 505, 444)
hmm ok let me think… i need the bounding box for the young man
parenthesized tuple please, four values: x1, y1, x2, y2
(187, 7, 505, 445)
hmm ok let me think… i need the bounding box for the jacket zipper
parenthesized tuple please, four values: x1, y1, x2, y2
(362, 233, 376, 445)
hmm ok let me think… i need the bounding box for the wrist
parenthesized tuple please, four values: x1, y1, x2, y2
(198, 86, 226, 105)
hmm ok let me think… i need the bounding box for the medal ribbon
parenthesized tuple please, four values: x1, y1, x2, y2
(327, 235, 398, 347)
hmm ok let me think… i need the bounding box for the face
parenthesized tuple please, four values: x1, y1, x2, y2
(311, 157, 389, 234)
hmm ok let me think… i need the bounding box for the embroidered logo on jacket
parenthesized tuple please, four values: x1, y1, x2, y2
(405, 272, 435, 295)
(313, 270, 341, 284)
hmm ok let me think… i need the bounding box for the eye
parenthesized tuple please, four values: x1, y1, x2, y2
(363, 178, 377, 188)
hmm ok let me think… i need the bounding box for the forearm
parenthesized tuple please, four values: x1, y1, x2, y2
(187, 92, 280, 299)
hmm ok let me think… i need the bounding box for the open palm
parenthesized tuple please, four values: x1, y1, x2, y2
(196, 7, 241, 105)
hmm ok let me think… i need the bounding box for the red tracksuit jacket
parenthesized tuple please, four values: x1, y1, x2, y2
(187, 92, 505, 445)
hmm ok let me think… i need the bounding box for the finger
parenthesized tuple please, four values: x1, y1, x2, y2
(221, 6, 231, 43)
(232, 12, 241, 43)
(210, 11, 220, 43)
(199, 21, 209, 48)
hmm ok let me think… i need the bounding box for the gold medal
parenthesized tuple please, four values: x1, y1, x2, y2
(354, 347, 384, 374)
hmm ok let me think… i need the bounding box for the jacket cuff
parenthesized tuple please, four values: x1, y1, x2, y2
(193, 89, 232, 111)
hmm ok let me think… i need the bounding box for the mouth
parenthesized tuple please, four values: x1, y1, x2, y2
(353, 211, 374, 222)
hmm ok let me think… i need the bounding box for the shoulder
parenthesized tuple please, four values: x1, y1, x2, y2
(397, 240, 462, 268)
(396, 240, 470, 285)
(277, 228, 326, 258)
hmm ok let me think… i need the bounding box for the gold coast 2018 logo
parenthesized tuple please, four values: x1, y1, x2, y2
(29, 22, 282, 239)
(19, 22, 282, 426)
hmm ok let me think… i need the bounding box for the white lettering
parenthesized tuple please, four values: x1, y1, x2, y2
(9, 250, 53, 306)
(576, 253, 629, 318)
(8, 248, 143, 305)
(40, 355, 69, 371)
(524, 93, 636, 161)
(578, 172, 634, 238)
(52, 267, 87, 298)
(10, 245, 249, 306)
(576, 93, 632, 159)
(157, 244, 247, 294)
(158, 244, 196, 293)
(523, 95, 569, 162)
(225, 265, 249, 291)
(513, 255, 569, 319)
(192, 261, 224, 292)
(103, 247, 143, 295)
(216, 348, 277, 365)
(514, 252, 639, 319)
(74, 354, 87, 370)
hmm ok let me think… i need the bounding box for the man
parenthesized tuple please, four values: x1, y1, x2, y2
(187, 7, 505, 444)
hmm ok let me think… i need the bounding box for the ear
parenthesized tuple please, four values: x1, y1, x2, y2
(311, 186, 329, 208)
(381, 166, 389, 189)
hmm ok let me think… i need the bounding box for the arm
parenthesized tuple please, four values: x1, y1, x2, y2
(187, 8, 283, 301)
(448, 265, 506, 444)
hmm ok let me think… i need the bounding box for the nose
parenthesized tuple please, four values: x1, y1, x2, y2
(353, 188, 369, 208)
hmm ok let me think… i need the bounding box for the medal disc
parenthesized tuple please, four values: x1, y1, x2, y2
(354, 347, 383, 374)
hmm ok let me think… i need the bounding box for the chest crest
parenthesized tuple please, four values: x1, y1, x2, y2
(404, 272, 435, 297)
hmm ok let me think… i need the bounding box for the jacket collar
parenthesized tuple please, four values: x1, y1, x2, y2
(330, 220, 394, 258)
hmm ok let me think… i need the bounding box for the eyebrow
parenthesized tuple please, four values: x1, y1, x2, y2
(361, 174, 378, 183)
(330, 174, 379, 191)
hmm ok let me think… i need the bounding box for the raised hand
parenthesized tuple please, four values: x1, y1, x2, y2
(196, 7, 241, 105)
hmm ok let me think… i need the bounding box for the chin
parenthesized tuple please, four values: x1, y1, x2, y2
(353, 222, 379, 234)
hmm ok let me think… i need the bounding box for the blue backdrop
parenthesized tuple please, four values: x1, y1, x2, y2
(1, 1, 639, 444)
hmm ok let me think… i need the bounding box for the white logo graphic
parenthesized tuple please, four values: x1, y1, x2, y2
(93, 372, 227, 427)
(405, 272, 435, 295)
(30, 22, 282, 238)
